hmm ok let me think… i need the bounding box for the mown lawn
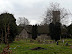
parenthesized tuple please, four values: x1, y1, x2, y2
(0, 39, 72, 54)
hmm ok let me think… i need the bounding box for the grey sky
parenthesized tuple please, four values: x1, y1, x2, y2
(0, 0, 72, 25)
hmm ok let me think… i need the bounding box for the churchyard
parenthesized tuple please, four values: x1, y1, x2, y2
(0, 39, 72, 54)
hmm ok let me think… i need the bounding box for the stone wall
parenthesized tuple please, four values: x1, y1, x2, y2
(36, 34, 51, 41)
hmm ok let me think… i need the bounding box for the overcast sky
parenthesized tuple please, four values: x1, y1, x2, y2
(0, 0, 72, 25)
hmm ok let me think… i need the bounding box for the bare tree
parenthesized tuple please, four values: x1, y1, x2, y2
(41, 2, 70, 25)
(18, 17, 29, 27)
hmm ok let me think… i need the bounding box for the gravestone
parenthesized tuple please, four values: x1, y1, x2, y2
(56, 41, 58, 45)
(30, 39, 33, 43)
(65, 42, 68, 46)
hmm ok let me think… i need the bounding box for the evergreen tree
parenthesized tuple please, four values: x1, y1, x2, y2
(49, 22, 61, 41)
(0, 13, 18, 44)
(54, 22, 61, 41)
(32, 25, 38, 40)
(49, 23, 55, 40)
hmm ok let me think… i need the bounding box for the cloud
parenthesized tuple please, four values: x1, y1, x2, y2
(0, 0, 14, 13)
(0, 0, 72, 25)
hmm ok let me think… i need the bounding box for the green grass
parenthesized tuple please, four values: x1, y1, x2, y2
(0, 39, 72, 54)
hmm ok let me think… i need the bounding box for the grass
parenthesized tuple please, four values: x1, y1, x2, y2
(0, 39, 72, 54)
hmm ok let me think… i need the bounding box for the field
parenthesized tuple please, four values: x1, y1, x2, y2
(0, 39, 72, 54)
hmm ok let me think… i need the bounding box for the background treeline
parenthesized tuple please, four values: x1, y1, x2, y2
(31, 23, 72, 41)
(0, 12, 72, 44)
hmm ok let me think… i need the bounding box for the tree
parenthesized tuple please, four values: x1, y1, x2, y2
(32, 24, 38, 40)
(54, 22, 61, 41)
(41, 2, 70, 25)
(0, 12, 18, 44)
(49, 22, 61, 41)
(61, 25, 68, 38)
(18, 17, 29, 27)
(49, 23, 55, 40)
(67, 24, 72, 38)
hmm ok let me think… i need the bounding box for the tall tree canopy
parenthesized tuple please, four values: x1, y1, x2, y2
(18, 17, 29, 27)
(0, 13, 18, 44)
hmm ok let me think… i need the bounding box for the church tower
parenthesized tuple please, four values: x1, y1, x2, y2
(53, 11, 60, 24)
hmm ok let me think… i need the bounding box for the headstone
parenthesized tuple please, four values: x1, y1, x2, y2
(38, 40, 40, 43)
(63, 39, 64, 43)
(56, 41, 58, 45)
(70, 46, 72, 48)
(65, 42, 68, 46)
(30, 39, 33, 43)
